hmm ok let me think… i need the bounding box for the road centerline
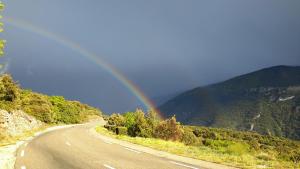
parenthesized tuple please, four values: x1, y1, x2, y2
(65, 141, 71, 146)
(103, 164, 116, 169)
(124, 147, 142, 154)
(20, 150, 25, 157)
(102, 139, 113, 144)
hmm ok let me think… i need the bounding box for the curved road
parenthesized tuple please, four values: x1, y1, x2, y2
(14, 122, 205, 169)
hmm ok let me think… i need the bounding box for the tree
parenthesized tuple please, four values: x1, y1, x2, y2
(0, 74, 20, 101)
(154, 116, 183, 141)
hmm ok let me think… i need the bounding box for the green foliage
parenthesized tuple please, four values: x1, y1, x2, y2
(21, 92, 55, 123)
(153, 116, 183, 141)
(104, 108, 300, 166)
(0, 74, 101, 124)
(0, 74, 20, 102)
(123, 112, 136, 128)
(131, 109, 153, 137)
(106, 110, 182, 140)
(107, 109, 161, 138)
(181, 128, 201, 146)
(226, 142, 250, 155)
(116, 127, 128, 135)
(108, 113, 125, 126)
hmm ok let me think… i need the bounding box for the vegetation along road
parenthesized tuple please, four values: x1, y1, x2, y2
(14, 120, 233, 169)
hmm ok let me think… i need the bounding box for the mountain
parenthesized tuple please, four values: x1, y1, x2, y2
(151, 91, 184, 106)
(159, 65, 300, 140)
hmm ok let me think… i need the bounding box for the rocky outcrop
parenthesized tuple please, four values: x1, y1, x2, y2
(0, 109, 43, 137)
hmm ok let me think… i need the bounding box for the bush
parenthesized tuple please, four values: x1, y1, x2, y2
(104, 124, 117, 132)
(108, 113, 125, 126)
(248, 139, 260, 151)
(116, 127, 128, 135)
(181, 129, 201, 146)
(22, 93, 55, 123)
(0, 74, 101, 124)
(226, 142, 250, 155)
(154, 116, 183, 141)
(290, 150, 300, 163)
(126, 110, 153, 137)
(0, 74, 20, 102)
(192, 128, 220, 140)
(193, 129, 201, 137)
(256, 153, 275, 161)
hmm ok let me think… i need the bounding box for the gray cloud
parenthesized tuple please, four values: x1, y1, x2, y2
(2, 0, 300, 112)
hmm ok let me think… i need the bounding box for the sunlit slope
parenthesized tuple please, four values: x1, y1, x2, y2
(0, 74, 102, 125)
(159, 65, 300, 140)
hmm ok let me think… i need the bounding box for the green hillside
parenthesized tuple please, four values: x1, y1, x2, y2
(101, 109, 300, 168)
(0, 74, 102, 124)
(159, 65, 300, 140)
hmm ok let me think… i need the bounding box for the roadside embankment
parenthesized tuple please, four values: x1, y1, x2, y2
(0, 109, 88, 169)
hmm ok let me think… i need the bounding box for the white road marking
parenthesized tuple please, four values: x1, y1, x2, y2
(20, 150, 25, 157)
(65, 141, 71, 146)
(169, 161, 199, 169)
(103, 140, 113, 144)
(21, 166, 26, 169)
(103, 164, 116, 169)
(124, 147, 141, 154)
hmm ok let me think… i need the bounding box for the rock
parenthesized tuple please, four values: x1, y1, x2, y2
(0, 109, 43, 137)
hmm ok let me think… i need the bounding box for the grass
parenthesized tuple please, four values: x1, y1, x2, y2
(95, 126, 299, 169)
(0, 125, 49, 147)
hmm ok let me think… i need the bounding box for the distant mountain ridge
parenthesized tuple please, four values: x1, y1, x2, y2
(159, 65, 300, 140)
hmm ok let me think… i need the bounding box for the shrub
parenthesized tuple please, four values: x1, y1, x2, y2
(146, 109, 160, 130)
(256, 153, 275, 161)
(290, 150, 300, 163)
(0, 74, 101, 124)
(22, 93, 55, 123)
(104, 125, 117, 132)
(226, 142, 250, 155)
(108, 113, 125, 126)
(193, 129, 201, 137)
(192, 128, 220, 140)
(248, 139, 260, 151)
(203, 139, 230, 149)
(116, 127, 128, 135)
(0, 74, 20, 102)
(126, 109, 153, 137)
(181, 129, 201, 146)
(154, 116, 183, 141)
(123, 112, 137, 128)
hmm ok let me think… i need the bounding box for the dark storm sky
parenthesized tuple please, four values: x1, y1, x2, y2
(2, 0, 300, 113)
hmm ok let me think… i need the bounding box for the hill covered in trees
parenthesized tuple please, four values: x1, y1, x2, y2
(0, 74, 102, 124)
(159, 65, 300, 140)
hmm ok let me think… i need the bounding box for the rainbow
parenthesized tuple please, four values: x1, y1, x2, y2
(4, 17, 162, 117)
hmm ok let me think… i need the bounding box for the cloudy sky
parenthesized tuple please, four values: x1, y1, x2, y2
(1, 0, 300, 113)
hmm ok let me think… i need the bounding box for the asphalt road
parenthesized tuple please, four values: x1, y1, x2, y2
(14, 122, 204, 169)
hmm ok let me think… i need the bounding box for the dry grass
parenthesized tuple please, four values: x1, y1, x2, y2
(0, 125, 49, 147)
(96, 126, 299, 169)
